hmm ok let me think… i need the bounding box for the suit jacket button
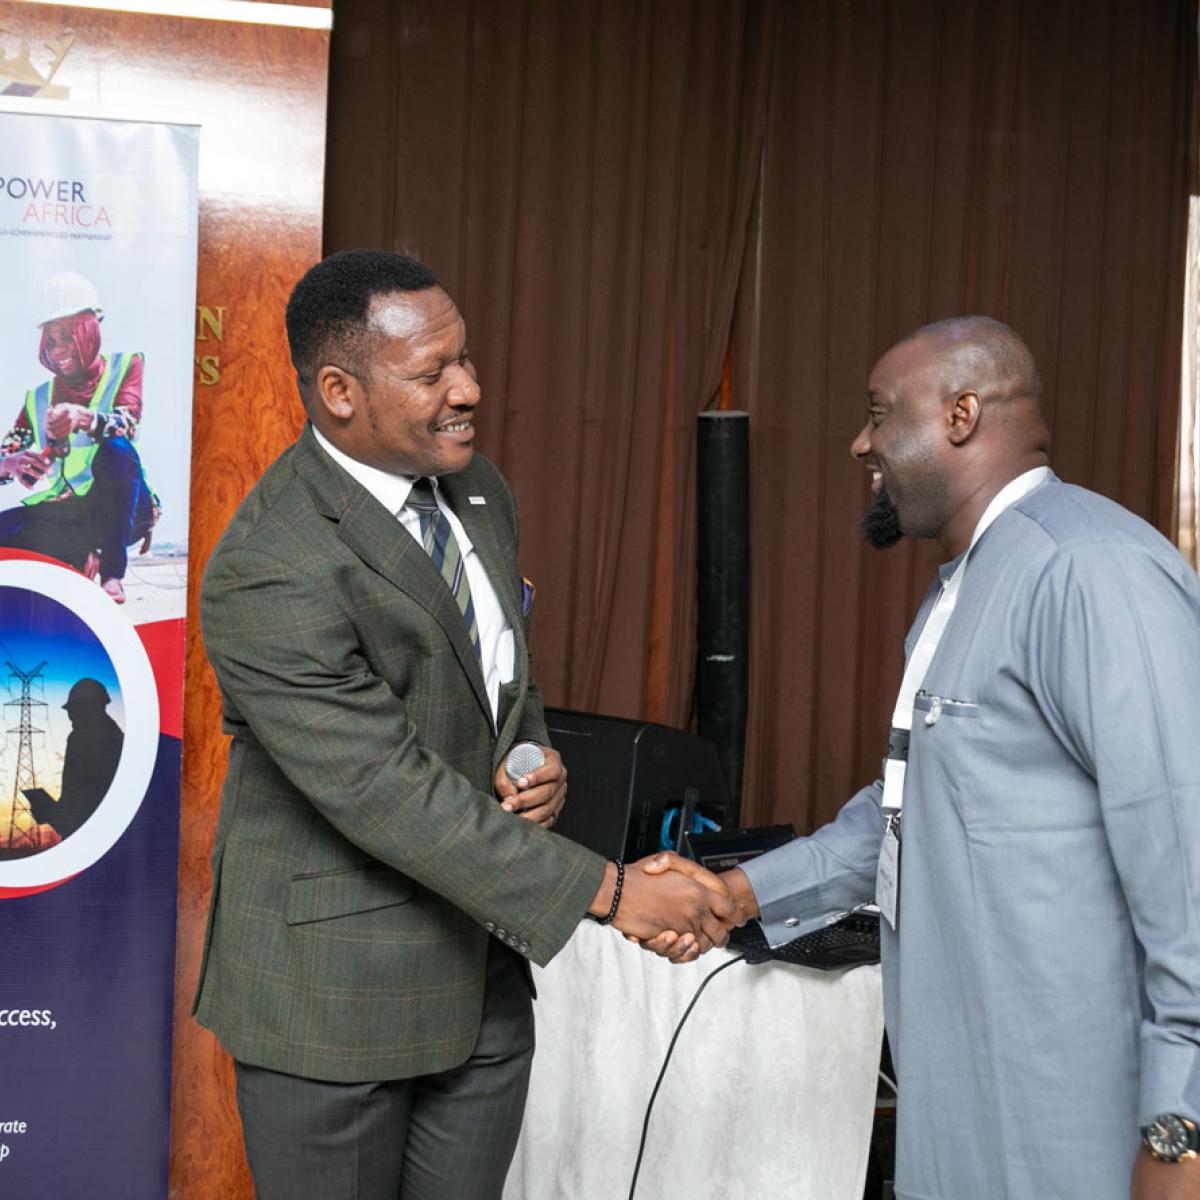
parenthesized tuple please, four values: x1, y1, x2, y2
(484, 922, 496, 933)
(784, 917, 800, 928)
(494, 927, 507, 939)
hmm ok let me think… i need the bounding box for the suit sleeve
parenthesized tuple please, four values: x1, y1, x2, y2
(514, 676, 550, 747)
(741, 781, 884, 945)
(201, 543, 605, 967)
(740, 579, 943, 946)
(1027, 539, 1200, 1125)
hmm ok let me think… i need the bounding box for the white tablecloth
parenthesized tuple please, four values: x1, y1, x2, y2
(504, 921, 884, 1200)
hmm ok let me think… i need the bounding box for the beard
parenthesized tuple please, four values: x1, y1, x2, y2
(860, 484, 903, 549)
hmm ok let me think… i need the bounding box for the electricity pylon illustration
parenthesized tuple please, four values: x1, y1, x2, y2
(5, 660, 47, 851)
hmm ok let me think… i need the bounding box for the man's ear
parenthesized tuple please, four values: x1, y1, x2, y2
(947, 390, 981, 445)
(314, 365, 358, 423)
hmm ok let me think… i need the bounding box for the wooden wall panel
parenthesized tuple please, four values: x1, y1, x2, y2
(0, 3, 329, 1195)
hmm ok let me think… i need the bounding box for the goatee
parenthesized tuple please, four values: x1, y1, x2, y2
(860, 484, 903, 549)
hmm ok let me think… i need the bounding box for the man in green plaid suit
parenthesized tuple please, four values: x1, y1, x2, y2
(193, 251, 733, 1199)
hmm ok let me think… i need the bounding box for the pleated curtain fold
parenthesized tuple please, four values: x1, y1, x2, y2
(325, 0, 1195, 834)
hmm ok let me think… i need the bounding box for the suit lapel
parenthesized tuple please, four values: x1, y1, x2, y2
(292, 428, 493, 724)
(440, 472, 523, 637)
(440, 469, 531, 749)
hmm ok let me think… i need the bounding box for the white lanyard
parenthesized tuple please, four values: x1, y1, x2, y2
(880, 467, 1049, 816)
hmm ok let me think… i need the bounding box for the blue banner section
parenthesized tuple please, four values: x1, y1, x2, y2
(0, 732, 179, 1196)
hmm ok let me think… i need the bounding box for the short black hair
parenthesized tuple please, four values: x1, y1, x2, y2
(285, 250, 439, 392)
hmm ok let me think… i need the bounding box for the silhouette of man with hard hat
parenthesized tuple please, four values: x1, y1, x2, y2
(0, 272, 157, 603)
(36, 677, 124, 840)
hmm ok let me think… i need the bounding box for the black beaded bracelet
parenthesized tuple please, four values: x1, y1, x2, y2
(592, 858, 624, 926)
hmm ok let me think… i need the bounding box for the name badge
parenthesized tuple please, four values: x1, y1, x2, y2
(876, 816, 900, 930)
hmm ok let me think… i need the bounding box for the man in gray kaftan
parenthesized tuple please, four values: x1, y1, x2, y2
(657, 317, 1200, 1200)
(748, 474, 1200, 1199)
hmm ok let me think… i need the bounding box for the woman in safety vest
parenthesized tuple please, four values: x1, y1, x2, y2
(0, 272, 157, 604)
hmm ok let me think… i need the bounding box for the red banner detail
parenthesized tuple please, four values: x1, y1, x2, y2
(136, 618, 186, 740)
(0, 547, 80, 569)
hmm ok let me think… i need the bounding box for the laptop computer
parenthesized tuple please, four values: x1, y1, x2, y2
(684, 825, 881, 971)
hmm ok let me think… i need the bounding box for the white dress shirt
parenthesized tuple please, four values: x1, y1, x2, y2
(312, 426, 514, 725)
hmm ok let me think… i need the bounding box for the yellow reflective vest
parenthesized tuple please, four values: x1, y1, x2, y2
(22, 351, 141, 505)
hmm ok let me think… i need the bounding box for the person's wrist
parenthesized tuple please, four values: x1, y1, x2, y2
(725, 867, 761, 921)
(587, 861, 617, 918)
(586, 859, 623, 924)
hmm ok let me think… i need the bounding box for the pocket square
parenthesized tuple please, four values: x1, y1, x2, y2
(521, 576, 536, 616)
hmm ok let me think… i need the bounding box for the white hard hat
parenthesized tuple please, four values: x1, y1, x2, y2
(36, 272, 103, 326)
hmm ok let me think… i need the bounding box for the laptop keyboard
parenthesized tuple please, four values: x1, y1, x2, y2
(732, 911, 881, 970)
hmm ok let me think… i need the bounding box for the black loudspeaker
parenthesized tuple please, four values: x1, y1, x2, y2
(545, 707, 736, 861)
(696, 410, 749, 819)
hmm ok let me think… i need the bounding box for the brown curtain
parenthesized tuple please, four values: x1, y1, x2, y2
(733, 0, 1194, 830)
(325, 0, 1194, 835)
(325, 0, 775, 723)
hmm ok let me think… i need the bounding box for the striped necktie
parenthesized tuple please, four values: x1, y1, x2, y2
(405, 477, 482, 661)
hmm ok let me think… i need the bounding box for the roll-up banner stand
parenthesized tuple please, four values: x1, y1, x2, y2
(0, 100, 198, 1197)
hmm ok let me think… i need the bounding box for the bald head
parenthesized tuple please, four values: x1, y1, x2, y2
(902, 316, 1047, 454)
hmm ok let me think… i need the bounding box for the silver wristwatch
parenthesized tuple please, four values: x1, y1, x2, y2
(1141, 1113, 1200, 1163)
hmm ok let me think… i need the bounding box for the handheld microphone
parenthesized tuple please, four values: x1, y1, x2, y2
(504, 742, 545, 785)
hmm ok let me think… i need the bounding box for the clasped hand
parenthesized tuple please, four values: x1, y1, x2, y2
(493, 746, 567, 829)
(606, 852, 754, 963)
(495, 761, 749, 962)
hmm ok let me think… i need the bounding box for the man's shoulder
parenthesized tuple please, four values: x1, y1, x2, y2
(200, 434, 345, 637)
(1011, 478, 1199, 607)
(1015, 478, 1173, 558)
(207, 434, 326, 561)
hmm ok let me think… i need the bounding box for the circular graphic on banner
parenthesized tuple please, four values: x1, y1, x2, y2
(0, 560, 157, 892)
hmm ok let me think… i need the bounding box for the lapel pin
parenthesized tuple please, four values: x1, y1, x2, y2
(468, 496, 487, 505)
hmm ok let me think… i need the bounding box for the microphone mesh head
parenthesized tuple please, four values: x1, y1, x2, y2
(505, 741, 546, 783)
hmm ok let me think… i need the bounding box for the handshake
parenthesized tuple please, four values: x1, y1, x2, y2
(585, 852, 760, 964)
(495, 745, 759, 963)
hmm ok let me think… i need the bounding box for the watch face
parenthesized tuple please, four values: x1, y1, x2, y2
(1147, 1115, 1192, 1160)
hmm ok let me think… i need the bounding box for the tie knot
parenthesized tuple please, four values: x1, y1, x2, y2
(405, 477, 439, 514)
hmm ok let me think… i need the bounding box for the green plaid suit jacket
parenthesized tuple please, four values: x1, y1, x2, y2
(193, 427, 605, 1082)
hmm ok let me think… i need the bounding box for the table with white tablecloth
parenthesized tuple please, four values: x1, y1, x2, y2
(504, 921, 884, 1200)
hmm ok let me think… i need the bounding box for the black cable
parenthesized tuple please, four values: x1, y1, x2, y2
(627, 953, 746, 1200)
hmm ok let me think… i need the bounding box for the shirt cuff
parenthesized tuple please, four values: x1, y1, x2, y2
(741, 854, 841, 947)
(1140, 1031, 1200, 1126)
